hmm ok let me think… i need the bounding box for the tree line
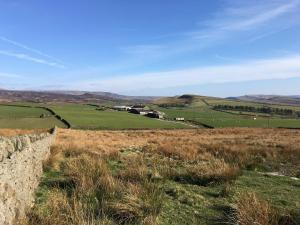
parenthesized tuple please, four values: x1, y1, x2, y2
(213, 104, 300, 117)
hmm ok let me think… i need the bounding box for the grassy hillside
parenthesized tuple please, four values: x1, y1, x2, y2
(153, 95, 300, 128)
(205, 97, 300, 111)
(159, 107, 300, 128)
(1, 95, 300, 130)
(48, 104, 189, 129)
(235, 95, 300, 106)
(0, 105, 67, 129)
(21, 128, 300, 225)
(0, 105, 51, 118)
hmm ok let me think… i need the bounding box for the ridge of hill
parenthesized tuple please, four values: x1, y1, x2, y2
(230, 95, 300, 106)
(0, 90, 159, 104)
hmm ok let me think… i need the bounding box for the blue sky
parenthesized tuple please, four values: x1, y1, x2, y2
(0, 0, 300, 97)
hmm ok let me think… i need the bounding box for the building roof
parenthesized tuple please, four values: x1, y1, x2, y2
(113, 105, 129, 108)
(130, 108, 152, 113)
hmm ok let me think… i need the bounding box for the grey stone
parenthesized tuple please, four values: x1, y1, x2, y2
(0, 130, 56, 225)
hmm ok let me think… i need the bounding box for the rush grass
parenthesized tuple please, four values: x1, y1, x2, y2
(23, 128, 300, 225)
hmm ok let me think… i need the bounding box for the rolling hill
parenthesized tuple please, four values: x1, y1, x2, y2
(230, 95, 300, 106)
(0, 89, 159, 104)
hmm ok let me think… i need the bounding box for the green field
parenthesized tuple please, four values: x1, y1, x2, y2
(157, 103, 300, 128)
(1, 97, 300, 129)
(0, 117, 66, 129)
(0, 105, 67, 129)
(48, 104, 189, 129)
(205, 97, 300, 111)
(0, 105, 51, 118)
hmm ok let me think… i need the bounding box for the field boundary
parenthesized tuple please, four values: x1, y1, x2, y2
(40, 107, 71, 128)
(186, 119, 214, 128)
(0, 104, 71, 129)
(0, 129, 56, 224)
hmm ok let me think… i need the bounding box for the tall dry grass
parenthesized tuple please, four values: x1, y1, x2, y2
(18, 127, 300, 224)
(184, 159, 240, 185)
(233, 192, 296, 225)
(26, 148, 164, 225)
(0, 128, 47, 137)
(53, 128, 300, 177)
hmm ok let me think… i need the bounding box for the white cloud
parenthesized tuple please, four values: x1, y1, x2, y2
(211, 0, 299, 31)
(0, 50, 65, 69)
(0, 72, 22, 78)
(0, 36, 65, 65)
(121, 0, 299, 60)
(70, 55, 300, 93)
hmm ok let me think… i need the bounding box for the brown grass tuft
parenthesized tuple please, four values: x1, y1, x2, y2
(234, 192, 281, 225)
(50, 128, 300, 177)
(171, 158, 240, 185)
(117, 154, 149, 182)
(18, 127, 300, 224)
(63, 153, 117, 195)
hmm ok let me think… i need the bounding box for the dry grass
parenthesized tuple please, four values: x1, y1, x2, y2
(117, 154, 149, 182)
(16, 127, 300, 224)
(232, 192, 297, 225)
(63, 153, 117, 195)
(26, 148, 164, 225)
(184, 159, 240, 185)
(0, 128, 47, 137)
(53, 128, 300, 176)
(108, 182, 163, 225)
(234, 192, 278, 225)
(24, 189, 118, 225)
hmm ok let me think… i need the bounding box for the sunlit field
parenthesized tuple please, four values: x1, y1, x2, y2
(16, 128, 300, 225)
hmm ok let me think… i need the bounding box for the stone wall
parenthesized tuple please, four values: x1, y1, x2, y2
(0, 130, 56, 225)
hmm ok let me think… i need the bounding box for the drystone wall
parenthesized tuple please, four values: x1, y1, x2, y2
(0, 130, 56, 225)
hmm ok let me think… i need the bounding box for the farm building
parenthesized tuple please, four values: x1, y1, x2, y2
(112, 106, 131, 111)
(146, 111, 165, 119)
(131, 104, 146, 108)
(175, 117, 185, 121)
(129, 108, 152, 115)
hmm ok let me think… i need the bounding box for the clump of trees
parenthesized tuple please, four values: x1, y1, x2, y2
(213, 104, 300, 117)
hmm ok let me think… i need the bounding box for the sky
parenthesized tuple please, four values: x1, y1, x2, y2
(0, 0, 300, 97)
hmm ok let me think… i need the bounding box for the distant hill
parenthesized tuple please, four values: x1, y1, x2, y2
(44, 90, 160, 101)
(0, 90, 160, 104)
(1, 90, 300, 107)
(230, 95, 300, 106)
(153, 94, 219, 107)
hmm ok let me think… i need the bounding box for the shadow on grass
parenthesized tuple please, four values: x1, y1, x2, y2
(171, 174, 238, 187)
(209, 204, 235, 225)
(40, 177, 75, 190)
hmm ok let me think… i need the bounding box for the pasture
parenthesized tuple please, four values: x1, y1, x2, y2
(1, 97, 300, 129)
(158, 106, 300, 128)
(204, 97, 300, 111)
(48, 104, 189, 129)
(155, 96, 300, 128)
(0, 105, 67, 129)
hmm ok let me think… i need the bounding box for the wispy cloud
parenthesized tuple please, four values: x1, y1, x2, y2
(70, 55, 300, 93)
(0, 72, 22, 78)
(209, 0, 299, 31)
(120, 0, 300, 62)
(247, 27, 291, 43)
(0, 50, 65, 69)
(0, 36, 66, 69)
(189, 0, 299, 42)
(121, 45, 165, 55)
(0, 36, 64, 63)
